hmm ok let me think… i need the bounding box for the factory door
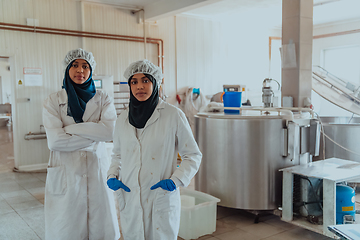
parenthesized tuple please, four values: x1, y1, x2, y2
(0, 56, 15, 171)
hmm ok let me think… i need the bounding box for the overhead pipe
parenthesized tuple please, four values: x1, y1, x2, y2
(0, 22, 150, 40)
(313, 28, 360, 39)
(0, 21, 164, 76)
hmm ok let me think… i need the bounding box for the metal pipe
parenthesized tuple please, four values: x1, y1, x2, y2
(0, 21, 164, 70)
(157, 41, 161, 67)
(0, 24, 160, 42)
(161, 39, 164, 76)
(210, 106, 295, 121)
(313, 29, 360, 39)
(0, 25, 153, 43)
(4, 21, 164, 42)
(0, 22, 148, 39)
(280, 107, 315, 118)
(24, 133, 47, 140)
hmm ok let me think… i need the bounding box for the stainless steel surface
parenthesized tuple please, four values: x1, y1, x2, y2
(300, 126, 310, 154)
(262, 87, 273, 108)
(310, 119, 321, 157)
(288, 121, 300, 163)
(316, 117, 360, 162)
(194, 113, 302, 210)
(24, 133, 47, 140)
(262, 78, 280, 108)
(281, 128, 288, 157)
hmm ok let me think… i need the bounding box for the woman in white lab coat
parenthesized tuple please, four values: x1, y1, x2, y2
(43, 48, 119, 240)
(107, 59, 202, 240)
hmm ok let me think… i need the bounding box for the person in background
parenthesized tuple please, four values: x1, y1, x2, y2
(43, 48, 119, 240)
(107, 59, 202, 240)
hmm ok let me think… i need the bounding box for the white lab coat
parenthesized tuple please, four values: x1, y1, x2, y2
(43, 89, 120, 240)
(107, 99, 202, 240)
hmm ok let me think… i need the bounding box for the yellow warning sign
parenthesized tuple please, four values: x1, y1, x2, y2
(18, 80, 23, 85)
(342, 206, 354, 212)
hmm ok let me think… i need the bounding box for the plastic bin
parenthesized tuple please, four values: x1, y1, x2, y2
(178, 188, 220, 240)
(222, 91, 242, 114)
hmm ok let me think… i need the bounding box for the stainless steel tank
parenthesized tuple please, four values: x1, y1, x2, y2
(316, 117, 360, 162)
(194, 112, 305, 210)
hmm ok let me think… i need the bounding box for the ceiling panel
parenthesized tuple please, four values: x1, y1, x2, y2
(184, 0, 360, 27)
(81, 0, 360, 26)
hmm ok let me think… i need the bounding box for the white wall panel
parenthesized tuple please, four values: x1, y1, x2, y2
(157, 13, 280, 107)
(2, 0, 21, 24)
(158, 15, 223, 102)
(156, 16, 176, 101)
(157, 14, 231, 105)
(83, 3, 159, 82)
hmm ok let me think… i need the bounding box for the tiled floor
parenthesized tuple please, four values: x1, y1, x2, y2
(0, 126, 46, 239)
(0, 126, 358, 239)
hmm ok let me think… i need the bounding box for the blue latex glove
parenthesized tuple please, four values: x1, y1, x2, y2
(107, 178, 131, 192)
(150, 179, 176, 192)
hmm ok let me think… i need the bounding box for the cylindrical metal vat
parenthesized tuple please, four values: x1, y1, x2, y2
(194, 113, 296, 210)
(316, 117, 360, 162)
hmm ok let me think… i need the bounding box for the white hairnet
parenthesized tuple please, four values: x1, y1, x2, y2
(124, 59, 163, 87)
(63, 48, 96, 70)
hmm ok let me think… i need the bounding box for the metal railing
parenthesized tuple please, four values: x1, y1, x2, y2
(312, 65, 360, 105)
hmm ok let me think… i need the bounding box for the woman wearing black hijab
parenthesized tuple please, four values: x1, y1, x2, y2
(107, 59, 202, 240)
(43, 48, 119, 240)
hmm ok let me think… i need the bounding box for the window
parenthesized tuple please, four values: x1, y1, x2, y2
(323, 45, 360, 86)
(313, 45, 360, 116)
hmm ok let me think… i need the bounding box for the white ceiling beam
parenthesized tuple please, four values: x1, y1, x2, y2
(144, 0, 222, 21)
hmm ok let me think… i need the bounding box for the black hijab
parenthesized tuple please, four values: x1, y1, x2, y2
(62, 60, 96, 123)
(128, 73, 159, 128)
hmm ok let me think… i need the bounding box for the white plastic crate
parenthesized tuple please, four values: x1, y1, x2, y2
(178, 188, 220, 240)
